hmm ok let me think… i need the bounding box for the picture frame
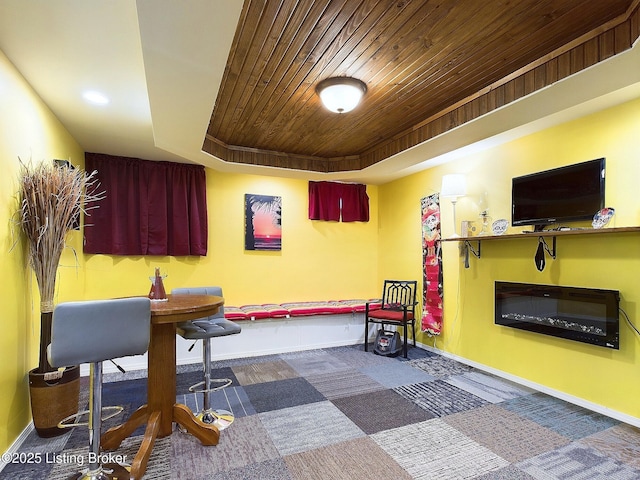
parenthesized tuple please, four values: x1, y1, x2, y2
(244, 194, 282, 251)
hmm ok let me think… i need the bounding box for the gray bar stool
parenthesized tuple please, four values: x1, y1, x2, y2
(47, 297, 151, 480)
(172, 287, 241, 431)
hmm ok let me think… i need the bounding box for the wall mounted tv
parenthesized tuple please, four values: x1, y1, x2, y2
(512, 158, 605, 231)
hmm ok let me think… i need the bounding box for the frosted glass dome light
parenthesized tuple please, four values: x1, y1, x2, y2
(316, 77, 367, 113)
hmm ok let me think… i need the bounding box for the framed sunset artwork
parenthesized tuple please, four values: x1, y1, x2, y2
(244, 194, 282, 251)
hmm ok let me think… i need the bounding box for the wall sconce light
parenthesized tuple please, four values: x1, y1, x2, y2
(316, 77, 367, 113)
(441, 174, 467, 237)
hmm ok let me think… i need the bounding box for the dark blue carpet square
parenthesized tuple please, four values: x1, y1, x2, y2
(243, 377, 325, 413)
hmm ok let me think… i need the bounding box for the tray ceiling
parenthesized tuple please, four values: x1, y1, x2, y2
(204, 0, 635, 172)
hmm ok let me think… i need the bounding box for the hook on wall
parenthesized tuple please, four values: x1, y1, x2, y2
(534, 236, 557, 271)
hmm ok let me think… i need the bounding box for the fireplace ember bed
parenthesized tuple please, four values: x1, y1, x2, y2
(495, 281, 620, 349)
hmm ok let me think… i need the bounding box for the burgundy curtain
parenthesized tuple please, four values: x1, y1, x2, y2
(84, 153, 208, 256)
(340, 183, 369, 222)
(308, 181, 369, 222)
(309, 181, 341, 221)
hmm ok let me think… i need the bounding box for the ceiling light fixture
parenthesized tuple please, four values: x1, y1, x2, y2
(316, 77, 367, 113)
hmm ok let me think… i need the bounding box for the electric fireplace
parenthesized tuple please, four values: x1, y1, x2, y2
(495, 282, 620, 349)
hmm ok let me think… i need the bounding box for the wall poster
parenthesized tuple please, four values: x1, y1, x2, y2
(244, 194, 282, 251)
(421, 193, 443, 335)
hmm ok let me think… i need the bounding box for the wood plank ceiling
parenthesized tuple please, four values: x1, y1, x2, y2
(203, 0, 638, 173)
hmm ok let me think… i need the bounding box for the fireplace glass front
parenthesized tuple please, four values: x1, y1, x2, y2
(495, 282, 619, 349)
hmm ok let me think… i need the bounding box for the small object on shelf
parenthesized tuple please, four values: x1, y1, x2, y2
(461, 220, 477, 237)
(491, 219, 509, 235)
(592, 207, 615, 229)
(478, 210, 491, 236)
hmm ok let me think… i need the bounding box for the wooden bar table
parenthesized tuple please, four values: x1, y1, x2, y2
(101, 294, 225, 480)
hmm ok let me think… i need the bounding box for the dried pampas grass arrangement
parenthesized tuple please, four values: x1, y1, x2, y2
(17, 159, 103, 373)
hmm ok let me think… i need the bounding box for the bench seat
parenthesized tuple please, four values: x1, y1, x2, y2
(223, 299, 381, 321)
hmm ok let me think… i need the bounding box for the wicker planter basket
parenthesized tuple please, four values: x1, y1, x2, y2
(28, 365, 80, 438)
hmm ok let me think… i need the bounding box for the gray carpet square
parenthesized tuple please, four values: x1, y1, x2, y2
(214, 353, 283, 368)
(278, 349, 330, 359)
(328, 345, 399, 368)
(283, 352, 351, 376)
(360, 361, 436, 388)
(332, 388, 434, 434)
(409, 355, 474, 378)
(395, 380, 489, 417)
(445, 371, 536, 403)
(304, 368, 385, 400)
(46, 436, 172, 480)
(371, 419, 509, 479)
(0, 458, 52, 479)
(10, 429, 72, 455)
(259, 401, 365, 456)
(501, 392, 620, 440)
(517, 443, 640, 479)
(210, 458, 293, 480)
(243, 377, 325, 413)
(472, 464, 536, 479)
(171, 415, 280, 478)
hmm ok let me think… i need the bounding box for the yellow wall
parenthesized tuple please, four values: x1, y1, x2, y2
(77, 171, 380, 306)
(380, 96, 640, 419)
(0, 51, 85, 451)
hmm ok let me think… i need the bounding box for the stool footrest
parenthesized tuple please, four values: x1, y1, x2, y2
(188, 378, 232, 394)
(58, 405, 124, 429)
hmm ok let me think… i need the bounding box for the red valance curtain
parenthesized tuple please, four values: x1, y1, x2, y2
(308, 181, 369, 222)
(83, 153, 208, 256)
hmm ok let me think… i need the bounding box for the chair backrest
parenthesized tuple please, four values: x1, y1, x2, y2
(171, 286, 224, 320)
(380, 280, 418, 311)
(48, 297, 151, 368)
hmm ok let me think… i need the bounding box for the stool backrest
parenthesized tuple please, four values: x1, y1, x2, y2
(48, 297, 151, 368)
(171, 286, 224, 320)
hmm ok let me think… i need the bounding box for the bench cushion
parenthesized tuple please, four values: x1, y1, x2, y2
(223, 306, 248, 321)
(240, 304, 290, 320)
(223, 299, 382, 320)
(280, 301, 341, 316)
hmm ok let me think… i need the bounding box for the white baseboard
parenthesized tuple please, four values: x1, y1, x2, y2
(418, 341, 640, 428)
(0, 423, 34, 473)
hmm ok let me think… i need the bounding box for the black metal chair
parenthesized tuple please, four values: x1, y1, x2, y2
(47, 297, 151, 480)
(172, 286, 241, 431)
(365, 280, 418, 358)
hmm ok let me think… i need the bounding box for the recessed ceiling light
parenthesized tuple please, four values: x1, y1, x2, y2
(82, 90, 109, 105)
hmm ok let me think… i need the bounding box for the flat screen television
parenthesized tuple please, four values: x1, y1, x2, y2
(511, 158, 605, 230)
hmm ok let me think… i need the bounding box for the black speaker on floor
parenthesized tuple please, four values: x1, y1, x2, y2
(373, 329, 403, 357)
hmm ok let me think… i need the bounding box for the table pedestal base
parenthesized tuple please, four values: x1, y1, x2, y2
(102, 404, 219, 480)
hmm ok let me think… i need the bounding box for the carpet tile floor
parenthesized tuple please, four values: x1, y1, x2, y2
(3, 344, 640, 479)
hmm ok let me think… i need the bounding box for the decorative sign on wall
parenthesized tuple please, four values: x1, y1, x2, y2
(421, 193, 443, 336)
(244, 194, 282, 251)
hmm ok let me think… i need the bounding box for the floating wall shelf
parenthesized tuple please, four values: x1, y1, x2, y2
(442, 226, 640, 269)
